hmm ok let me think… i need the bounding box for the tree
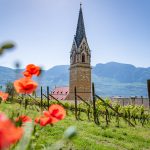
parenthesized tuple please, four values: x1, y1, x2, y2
(5, 82, 16, 99)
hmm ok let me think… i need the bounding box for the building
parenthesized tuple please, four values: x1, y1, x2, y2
(50, 4, 92, 101)
(67, 4, 92, 101)
(50, 87, 69, 100)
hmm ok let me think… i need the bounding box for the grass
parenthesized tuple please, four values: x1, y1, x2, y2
(1, 102, 150, 150)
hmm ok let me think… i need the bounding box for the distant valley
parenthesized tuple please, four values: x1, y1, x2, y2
(0, 62, 149, 97)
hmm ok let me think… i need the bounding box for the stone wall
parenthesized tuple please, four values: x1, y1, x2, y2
(68, 64, 92, 101)
(111, 97, 150, 108)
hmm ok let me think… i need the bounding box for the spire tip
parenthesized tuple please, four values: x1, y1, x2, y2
(80, 2, 82, 8)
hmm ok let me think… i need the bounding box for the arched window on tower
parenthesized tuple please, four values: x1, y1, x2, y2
(82, 53, 85, 63)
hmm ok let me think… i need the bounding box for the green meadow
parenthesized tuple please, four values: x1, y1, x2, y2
(1, 102, 150, 150)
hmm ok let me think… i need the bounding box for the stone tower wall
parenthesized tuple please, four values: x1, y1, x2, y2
(68, 64, 92, 100)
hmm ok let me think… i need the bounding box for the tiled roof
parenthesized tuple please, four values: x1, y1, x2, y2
(50, 87, 69, 100)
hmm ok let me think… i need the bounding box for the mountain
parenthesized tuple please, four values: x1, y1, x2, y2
(41, 65, 69, 89)
(0, 62, 150, 97)
(92, 62, 149, 96)
(93, 62, 150, 83)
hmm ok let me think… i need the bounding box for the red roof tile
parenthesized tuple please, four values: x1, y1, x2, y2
(50, 87, 69, 100)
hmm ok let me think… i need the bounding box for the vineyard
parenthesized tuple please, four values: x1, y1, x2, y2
(7, 91, 150, 128)
(1, 97, 150, 150)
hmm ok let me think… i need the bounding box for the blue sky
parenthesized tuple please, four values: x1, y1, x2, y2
(0, 0, 150, 69)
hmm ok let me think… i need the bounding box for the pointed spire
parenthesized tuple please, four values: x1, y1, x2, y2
(75, 4, 86, 47)
(80, 2, 82, 7)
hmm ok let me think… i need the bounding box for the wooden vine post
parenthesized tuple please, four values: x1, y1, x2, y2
(147, 80, 150, 109)
(92, 83, 99, 125)
(74, 87, 78, 120)
(40, 86, 43, 110)
(141, 96, 143, 105)
(76, 94, 91, 121)
(47, 86, 50, 108)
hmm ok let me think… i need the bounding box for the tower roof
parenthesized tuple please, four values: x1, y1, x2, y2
(75, 4, 86, 48)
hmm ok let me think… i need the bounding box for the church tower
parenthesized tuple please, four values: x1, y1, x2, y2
(68, 4, 92, 101)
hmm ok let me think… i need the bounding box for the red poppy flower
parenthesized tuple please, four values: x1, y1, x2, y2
(0, 113, 23, 149)
(23, 71, 32, 78)
(25, 64, 41, 77)
(37, 116, 52, 126)
(16, 115, 32, 124)
(35, 104, 66, 126)
(44, 104, 66, 123)
(34, 117, 40, 124)
(14, 77, 38, 94)
(0, 91, 9, 101)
